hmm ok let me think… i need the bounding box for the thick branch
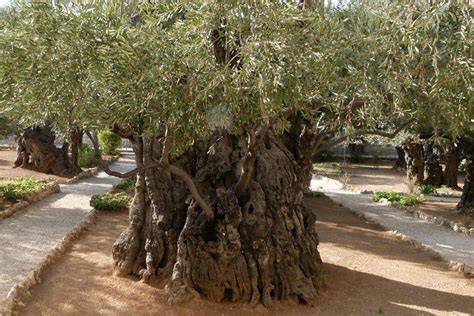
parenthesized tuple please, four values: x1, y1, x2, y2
(316, 118, 414, 153)
(86, 130, 214, 220)
(168, 165, 214, 221)
(86, 130, 138, 178)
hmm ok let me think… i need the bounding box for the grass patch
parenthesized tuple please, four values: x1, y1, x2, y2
(0, 178, 44, 201)
(90, 192, 131, 211)
(115, 178, 135, 192)
(373, 191, 425, 207)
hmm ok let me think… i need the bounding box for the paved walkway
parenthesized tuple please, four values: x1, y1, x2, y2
(310, 175, 474, 270)
(0, 154, 135, 304)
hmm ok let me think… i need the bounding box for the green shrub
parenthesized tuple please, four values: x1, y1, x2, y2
(115, 178, 135, 192)
(421, 185, 437, 195)
(98, 129, 121, 155)
(0, 178, 44, 201)
(397, 194, 425, 207)
(373, 191, 425, 207)
(373, 191, 401, 203)
(78, 144, 98, 168)
(90, 193, 130, 210)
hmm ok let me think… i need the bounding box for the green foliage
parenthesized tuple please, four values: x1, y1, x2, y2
(115, 178, 135, 192)
(90, 192, 131, 211)
(0, 0, 471, 160)
(0, 178, 44, 201)
(373, 191, 425, 207)
(98, 129, 121, 155)
(0, 116, 19, 137)
(421, 185, 438, 195)
(78, 144, 98, 168)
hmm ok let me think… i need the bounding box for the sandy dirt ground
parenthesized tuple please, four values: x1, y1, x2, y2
(0, 150, 64, 182)
(17, 195, 474, 315)
(315, 161, 472, 228)
(314, 161, 465, 194)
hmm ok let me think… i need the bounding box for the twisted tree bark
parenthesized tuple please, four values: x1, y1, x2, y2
(423, 141, 444, 187)
(112, 129, 325, 307)
(403, 141, 424, 185)
(458, 139, 474, 211)
(14, 126, 80, 176)
(392, 146, 406, 170)
(444, 140, 460, 189)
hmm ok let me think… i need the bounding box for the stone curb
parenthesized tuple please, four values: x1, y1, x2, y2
(0, 182, 60, 221)
(320, 193, 474, 279)
(401, 206, 473, 237)
(360, 190, 473, 237)
(0, 209, 98, 316)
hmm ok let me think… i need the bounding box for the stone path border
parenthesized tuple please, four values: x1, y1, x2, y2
(0, 155, 135, 316)
(357, 190, 472, 236)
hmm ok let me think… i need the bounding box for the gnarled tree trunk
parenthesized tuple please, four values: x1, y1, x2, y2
(14, 126, 80, 176)
(70, 129, 83, 169)
(423, 141, 444, 187)
(403, 141, 424, 185)
(392, 146, 406, 170)
(112, 130, 325, 307)
(458, 139, 474, 212)
(444, 140, 460, 190)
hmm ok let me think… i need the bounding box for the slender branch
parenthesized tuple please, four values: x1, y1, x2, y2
(234, 126, 268, 197)
(86, 130, 214, 220)
(161, 126, 172, 179)
(316, 118, 414, 154)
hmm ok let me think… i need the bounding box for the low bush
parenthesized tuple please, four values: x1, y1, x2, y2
(90, 192, 130, 211)
(98, 129, 121, 155)
(0, 178, 44, 201)
(421, 185, 437, 195)
(78, 144, 98, 168)
(373, 191, 425, 207)
(115, 178, 135, 192)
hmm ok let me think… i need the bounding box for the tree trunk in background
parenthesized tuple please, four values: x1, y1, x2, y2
(112, 130, 325, 307)
(14, 126, 80, 176)
(444, 140, 460, 190)
(70, 129, 83, 169)
(403, 141, 424, 185)
(458, 139, 474, 211)
(423, 141, 444, 187)
(392, 146, 406, 170)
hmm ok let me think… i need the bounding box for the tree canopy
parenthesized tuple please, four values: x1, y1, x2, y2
(1, 0, 470, 153)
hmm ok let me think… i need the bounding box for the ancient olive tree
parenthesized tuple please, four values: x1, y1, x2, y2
(1, 0, 472, 307)
(0, 2, 99, 175)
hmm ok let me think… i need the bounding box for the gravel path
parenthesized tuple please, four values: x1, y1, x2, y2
(310, 175, 474, 271)
(0, 154, 135, 303)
